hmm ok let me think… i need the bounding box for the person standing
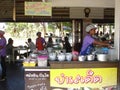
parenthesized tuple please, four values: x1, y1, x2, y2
(80, 24, 111, 55)
(0, 30, 7, 81)
(6, 38, 19, 60)
(46, 37, 53, 48)
(36, 32, 46, 50)
(62, 36, 72, 52)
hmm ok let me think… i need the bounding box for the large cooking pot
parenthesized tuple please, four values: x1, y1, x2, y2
(97, 54, 108, 61)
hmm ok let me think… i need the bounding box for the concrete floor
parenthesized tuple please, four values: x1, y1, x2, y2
(0, 62, 25, 90)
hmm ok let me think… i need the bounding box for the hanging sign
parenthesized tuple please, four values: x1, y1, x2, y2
(50, 68, 117, 89)
(24, 2, 52, 16)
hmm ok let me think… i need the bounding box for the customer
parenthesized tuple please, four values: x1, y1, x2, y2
(36, 32, 46, 50)
(26, 38, 36, 52)
(6, 38, 19, 60)
(0, 30, 7, 81)
(46, 37, 53, 48)
(22, 38, 36, 57)
(80, 24, 111, 55)
(62, 36, 72, 52)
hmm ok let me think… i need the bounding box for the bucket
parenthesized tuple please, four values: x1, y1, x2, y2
(37, 56, 48, 67)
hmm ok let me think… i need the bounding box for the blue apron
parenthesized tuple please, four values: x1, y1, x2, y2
(80, 44, 94, 55)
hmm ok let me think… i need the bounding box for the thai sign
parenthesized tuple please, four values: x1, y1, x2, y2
(50, 68, 117, 89)
(24, 2, 52, 16)
(25, 69, 50, 90)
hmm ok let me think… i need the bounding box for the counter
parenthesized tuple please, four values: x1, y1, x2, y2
(24, 61, 120, 90)
(50, 61, 120, 89)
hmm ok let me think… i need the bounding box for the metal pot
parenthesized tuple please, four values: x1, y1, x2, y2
(65, 53, 72, 61)
(78, 55, 86, 61)
(97, 54, 108, 61)
(57, 53, 65, 61)
(87, 54, 95, 61)
(48, 52, 56, 61)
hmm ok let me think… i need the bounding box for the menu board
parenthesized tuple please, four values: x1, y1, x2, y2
(24, 2, 52, 16)
(24, 69, 50, 90)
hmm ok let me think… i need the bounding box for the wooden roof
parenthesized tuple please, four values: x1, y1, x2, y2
(0, 0, 114, 22)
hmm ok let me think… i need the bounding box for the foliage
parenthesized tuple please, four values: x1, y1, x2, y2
(5, 22, 72, 38)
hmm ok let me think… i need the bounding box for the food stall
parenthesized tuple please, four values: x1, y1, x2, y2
(23, 48, 120, 90)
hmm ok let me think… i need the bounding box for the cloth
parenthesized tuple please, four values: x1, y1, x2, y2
(0, 37, 6, 57)
(36, 37, 46, 50)
(80, 35, 95, 55)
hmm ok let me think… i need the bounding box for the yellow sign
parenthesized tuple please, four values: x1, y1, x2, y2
(50, 68, 117, 88)
(24, 2, 52, 16)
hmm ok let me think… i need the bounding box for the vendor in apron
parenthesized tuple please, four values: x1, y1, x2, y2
(80, 24, 111, 55)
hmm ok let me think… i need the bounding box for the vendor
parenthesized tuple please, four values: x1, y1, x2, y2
(80, 24, 111, 55)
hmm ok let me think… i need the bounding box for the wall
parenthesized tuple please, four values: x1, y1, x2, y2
(52, 0, 115, 8)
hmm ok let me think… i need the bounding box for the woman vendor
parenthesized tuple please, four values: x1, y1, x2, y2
(80, 24, 111, 55)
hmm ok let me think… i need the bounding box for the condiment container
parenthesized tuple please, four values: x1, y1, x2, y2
(37, 56, 48, 67)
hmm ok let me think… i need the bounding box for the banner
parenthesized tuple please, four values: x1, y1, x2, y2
(50, 68, 117, 89)
(24, 2, 52, 16)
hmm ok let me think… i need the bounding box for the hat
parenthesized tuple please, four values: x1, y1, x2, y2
(0, 30, 5, 35)
(85, 24, 97, 32)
